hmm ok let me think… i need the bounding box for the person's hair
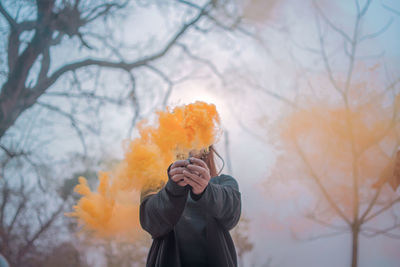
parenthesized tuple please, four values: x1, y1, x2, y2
(203, 145, 224, 177)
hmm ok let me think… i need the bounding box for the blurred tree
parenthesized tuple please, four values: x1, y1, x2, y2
(231, 215, 254, 267)
(102, 236, 151, 267)
(67, 230, 151, 267)
(39, 242, 87, 267)
(0, 0, 245, 147)
(0, 150, 153, 267)
(259, 1, 400, 267)
(0, 148, 101, 266)
(0, 162, 75, 266)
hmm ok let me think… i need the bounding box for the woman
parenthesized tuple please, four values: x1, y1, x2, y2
(139, 145, 242, 267)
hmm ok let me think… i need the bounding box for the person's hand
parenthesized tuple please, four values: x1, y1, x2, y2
(183, 157, 211, 195)
(168, 160, 189, 187)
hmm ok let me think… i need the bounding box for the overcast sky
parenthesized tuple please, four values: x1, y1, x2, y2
(165, 1, 400, 266)
(30, 0, 400, 266)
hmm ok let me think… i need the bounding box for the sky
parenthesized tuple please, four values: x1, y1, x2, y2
(64, 0, 400, 266)
(162, 1, 400, 266)
(5, 0, 398, 266)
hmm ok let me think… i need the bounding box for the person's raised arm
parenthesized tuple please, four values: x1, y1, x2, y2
(196, 174, 241, 230)
(183, 158, 241, 231)
(139, 160, 190, 239)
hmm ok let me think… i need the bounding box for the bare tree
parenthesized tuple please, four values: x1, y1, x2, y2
(290, 2, 400, 267)
(0, 0, 246, 147)
(235, 1, 400, 267)
(231, 215, 254, 267)
(0, 1, 250, 265)
(0, 158, 76, 266)
(292, 2, 398, 267)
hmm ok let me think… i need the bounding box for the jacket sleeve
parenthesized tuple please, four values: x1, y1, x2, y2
(192, 174, 241, 231)
(139, 165, 189, 239)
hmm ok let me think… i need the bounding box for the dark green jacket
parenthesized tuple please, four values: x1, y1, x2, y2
(139, 169, 241, 267)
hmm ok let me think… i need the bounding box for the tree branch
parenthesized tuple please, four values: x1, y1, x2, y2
(0, 2, 17, 29)
(358, 186, 382, 224)
(44, 91, 123, 105)
(358, 77, 400, 155)
(291, 227, 349, 242)
(359, 18, 394, 42)
(38, 48, 50, 82)
(83, 1, 127, 24)
(176, 42, 225, 83)
(0, 1, 212, 141)
(364, 196, 400, 222)
(293, 138, 352, 225)
(36, 101, 89, 155)
(17, 203, 65, 261)
(315, 11, 344, 96)
(237, 72, 298, 108)
(0, 181, 10, 229)
(0, 144, 28, 158)
(126, 71, 140, 139)
(7, 182, 27, 235)
(144, 64, 174, 108)
(31, 2, 210, 95)
(305, 212, 348, 231)
(383, 3, 400, 16)
(358, 0, 372, 18)
(177, 0, 256, 39)
(20, 20, 37, 31)
(313, 0, 352, 43)
(361, 224, 400, 238)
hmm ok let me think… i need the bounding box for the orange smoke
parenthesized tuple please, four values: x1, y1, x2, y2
(67, 101, 221, 239)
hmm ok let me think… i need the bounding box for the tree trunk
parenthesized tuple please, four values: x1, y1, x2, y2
(351, 224, 359, 267)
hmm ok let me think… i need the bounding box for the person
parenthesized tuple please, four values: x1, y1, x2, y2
(139, 145, 242, 267)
